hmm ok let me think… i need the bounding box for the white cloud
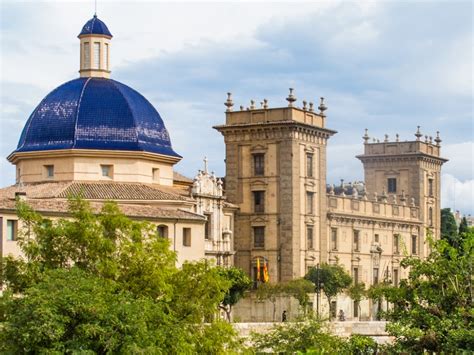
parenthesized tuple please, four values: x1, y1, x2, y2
(441, 173, 474, 215)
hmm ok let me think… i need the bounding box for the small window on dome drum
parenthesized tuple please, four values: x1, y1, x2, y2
(101, 165, 113, 178)
(105, 43, 109, 71)
(44, 165, 54, 179)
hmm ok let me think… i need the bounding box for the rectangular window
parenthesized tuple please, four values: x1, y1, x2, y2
(104, 43, 109, 70)
(93, 42, 100, 69)
(353, 230, 360, 252)
(374, 234, 379, 243)
(183, 228, 191, 246)
(253, 227, 265, 248)
(152, 168, 160, 182)
(331, 228, 338, 250)
(101, 164, 113, 178)
(373, 268, 379, 285)
(428, 178, 434, 197)
(157, 225, 168, 238)
(6, 220, 17, 241)
(204, 213, 212, 240)
(306, 192, 314, 214)
(84, 42, 90, 68)
(387, 178, 397, 193)
(253, 191, 265, 213)
(393, 269, 399, 286)
(411, 235, 417, 255)
(306, 154, 313, 177)
(307, 226, 314, 250)
(44, 165, 54, 178)
(394, 234, 400, 254)
(353, 267, 359, 284)
(253, 154, 264, 176)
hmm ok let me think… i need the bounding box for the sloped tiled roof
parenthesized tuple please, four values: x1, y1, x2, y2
(173, 171, 193, 184)
(0, 181, 189, 202)
(0, 198, 204, 221)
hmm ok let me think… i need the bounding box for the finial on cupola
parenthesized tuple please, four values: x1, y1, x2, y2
(318, 97, 327, 116)
(286, 88, 297, 107)
(224, 92, 234, 112)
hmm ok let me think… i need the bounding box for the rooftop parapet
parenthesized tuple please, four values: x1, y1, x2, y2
(221, 89, 329, 129)
(358, 127, 446, 160)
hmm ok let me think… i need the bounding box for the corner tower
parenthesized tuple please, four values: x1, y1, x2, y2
(214, 90, 336, 283)
(356, 128, 447, 240)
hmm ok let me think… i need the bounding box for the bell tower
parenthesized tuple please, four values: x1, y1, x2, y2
(215, 90, 336, 282)
(357, 127, 447, 240)
(78, 14, 113, 79)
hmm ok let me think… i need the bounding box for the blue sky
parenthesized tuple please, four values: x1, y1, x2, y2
(0, 1, 473, 213)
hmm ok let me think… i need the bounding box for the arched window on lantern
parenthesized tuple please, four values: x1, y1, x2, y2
(251, 256, 269, 288)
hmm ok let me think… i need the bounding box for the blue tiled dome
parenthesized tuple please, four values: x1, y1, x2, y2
(15, 78, 180, 158)
(78, 15, 112, 38)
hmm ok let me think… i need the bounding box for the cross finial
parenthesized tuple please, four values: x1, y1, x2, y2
(203, 156, 208, 173)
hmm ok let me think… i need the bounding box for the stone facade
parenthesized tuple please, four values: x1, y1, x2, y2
(215, 92, 447, 320)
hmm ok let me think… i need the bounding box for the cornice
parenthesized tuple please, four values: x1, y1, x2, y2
(356, 152, 448, 164)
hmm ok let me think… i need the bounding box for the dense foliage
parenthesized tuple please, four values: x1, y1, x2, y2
(440, 207, 459, 247)
(305, 263, 352, 318)
(0, 198, 240, 353)
(217, 266, 252, 321)
(372, 230, 474, 353)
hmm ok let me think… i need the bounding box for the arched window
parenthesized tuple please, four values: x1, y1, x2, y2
(251, 256, 269, 288)
(429, 207, 433, 226)
(157, 224, 168, 238)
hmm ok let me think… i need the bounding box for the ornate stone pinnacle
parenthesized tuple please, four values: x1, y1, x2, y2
(224, 92, 234, 112)
(434, 131, 442, 146)
(415, 126, 422, 141)
(425, 135, 429, 143)
(250, 99, 256, 110)
(263, 99, 268, 109)
(318, 97, 327, 116)
(286, 88, 297, 107)
(309, 102, 314, 112)
(302, 100, 307, 110)
(363, 128, 370, 144)
(429, 136, 433, 144)
(240, 105, 244, 111)
(396, 133, 399, 142)
(384, 134, 389, 142)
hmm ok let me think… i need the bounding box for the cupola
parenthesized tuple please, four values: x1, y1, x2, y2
(78, 15, 113, 78)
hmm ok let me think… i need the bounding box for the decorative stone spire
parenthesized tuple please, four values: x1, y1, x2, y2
(302, 100, 308, 110)
(392, 194, 397, 204)
(286, 88, 297, 107)
(429, 136, 433, 144)
(240, 105, 244, 111)
(309, 102, 314, 112)
(435, 131, 442, 146)
(203, 156, 208, 174)
(318, 97, 327, 116)
(362, 185, 368, 200)
(400, 190, 407, 205)
(410, 197, 416, 207)
(250, 100, 256, 110)
(363, 129, 370, 144)
(381, 188, 388, 203)
(224, 92, 234, 112)
(263, 99, 269, 109)
(384, 134, 389, 143)
(352, 185, 358, 198)
(425, 135, 429, 143)
(329, 184, 335, 195)
(396, 133, 399, 142)
(415, 126, 422, 141)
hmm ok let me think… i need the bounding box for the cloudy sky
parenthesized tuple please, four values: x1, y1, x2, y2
(1, 0, 473, 214)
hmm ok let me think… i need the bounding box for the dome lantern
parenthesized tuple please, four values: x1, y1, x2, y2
(78, 15, 113, 79)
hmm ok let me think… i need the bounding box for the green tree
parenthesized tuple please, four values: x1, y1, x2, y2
(373, 230, 474, 353)
(441, 207, 459, 247)
(346, 282, 367, 321)
(0, 198, 240, 353)
(282, 278, 315, 315)
(305, 263, 352, 319)
(217, 266, 252, 321)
